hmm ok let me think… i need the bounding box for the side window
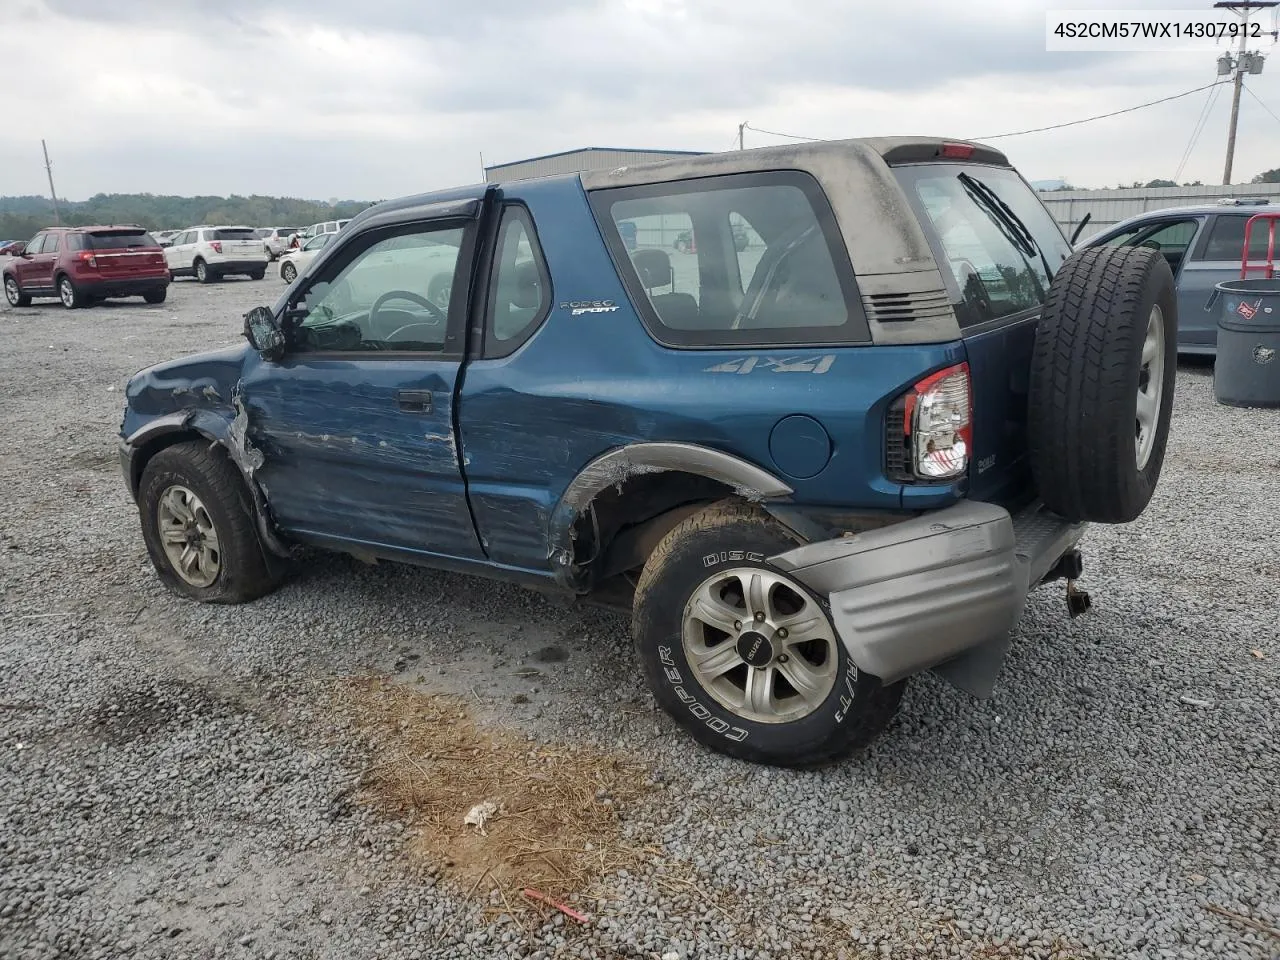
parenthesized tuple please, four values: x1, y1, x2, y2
(293, 223, 466, 353)
(594, 172, 865, 347)
(485, 206, 551, 353)
(1113, 220, 1198, 255)
(43, 235, 60, 254)
(1100, 226, 1144, 247)
(25, 235, 45, 255)
(1198, 215, 1274, 261)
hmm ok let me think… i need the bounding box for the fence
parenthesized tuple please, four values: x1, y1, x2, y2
(1039, 183, 1280, 240)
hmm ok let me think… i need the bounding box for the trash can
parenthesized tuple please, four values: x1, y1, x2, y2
(1213, 279, 1280, 408)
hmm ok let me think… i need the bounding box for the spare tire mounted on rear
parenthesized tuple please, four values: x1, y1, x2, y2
(1028, 245, 1177, 524)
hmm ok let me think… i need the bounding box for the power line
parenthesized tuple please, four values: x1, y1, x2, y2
(1174, 81, 1224, 182)
(742, 122, 823, 142)
(734, 81, 1233, 152)
(970, 80, 1231, 140)
(1243, 80, 1280, 126)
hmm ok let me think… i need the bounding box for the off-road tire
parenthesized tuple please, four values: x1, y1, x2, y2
(632, 499, 903, 768)
(4, 275, 29, 307)
(138, 441, 280, 604)
(1028, 245, 1177, 524)
(143, 288, 167, 305)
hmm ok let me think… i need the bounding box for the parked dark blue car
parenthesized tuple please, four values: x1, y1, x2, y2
(119, 139, 1176, 766)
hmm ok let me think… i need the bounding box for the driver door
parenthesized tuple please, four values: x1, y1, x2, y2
(237, 213, 484, 560)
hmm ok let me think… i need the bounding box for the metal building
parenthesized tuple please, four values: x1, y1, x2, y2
(483, 147, 706, 183)
(1039, 182, 1280, 241)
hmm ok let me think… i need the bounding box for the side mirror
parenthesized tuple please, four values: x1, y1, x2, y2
(243, 306, 286, 361)
(10, 244, 27, 257)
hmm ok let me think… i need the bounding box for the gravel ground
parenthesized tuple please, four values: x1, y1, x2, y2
(0, 274, 1277, 960)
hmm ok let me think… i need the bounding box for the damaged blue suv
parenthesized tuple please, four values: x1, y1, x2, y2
(120, 139, 1177, 767)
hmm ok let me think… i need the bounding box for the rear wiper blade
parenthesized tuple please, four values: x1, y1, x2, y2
(958, 173, 1055, 281)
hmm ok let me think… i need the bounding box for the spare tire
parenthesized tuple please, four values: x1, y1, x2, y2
(1028, 245, 1176, 524)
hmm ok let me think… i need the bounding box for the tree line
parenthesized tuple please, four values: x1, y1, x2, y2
(0, 193, 374, 240)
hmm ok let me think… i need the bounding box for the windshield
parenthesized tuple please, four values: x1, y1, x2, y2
(86, 230, 157, 249)
(893, 164, 1072, 327)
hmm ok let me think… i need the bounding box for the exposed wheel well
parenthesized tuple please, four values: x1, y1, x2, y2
(575, 471, 740, 586)
(127, 429, 212, 498)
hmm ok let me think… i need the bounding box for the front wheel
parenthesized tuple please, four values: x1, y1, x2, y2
(4, 275, 30, 307)
(138, 441, 280, 604)
(632, 500, 903, 767)
(280, 262, 297, 283)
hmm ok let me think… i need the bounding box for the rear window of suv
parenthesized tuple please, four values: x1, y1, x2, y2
(212, 228, 257, 241)
(83, 230, 157, 250)
(893, 164, 1072, 328)
(590, 171, 869, 347)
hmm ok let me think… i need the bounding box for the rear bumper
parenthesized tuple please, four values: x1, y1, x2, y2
(77, 276, 169, 297)
(770, 500, 1085, 688)
(210, 259, 267, 273)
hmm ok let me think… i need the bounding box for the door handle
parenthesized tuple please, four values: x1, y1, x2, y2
(396, 389, 433, 413)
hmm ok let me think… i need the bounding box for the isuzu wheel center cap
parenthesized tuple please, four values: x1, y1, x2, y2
(736, 631, 774, 667)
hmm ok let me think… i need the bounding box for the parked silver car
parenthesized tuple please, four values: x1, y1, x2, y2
(1082, 198, 1274, 356)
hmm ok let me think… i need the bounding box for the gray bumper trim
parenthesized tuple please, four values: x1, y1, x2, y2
(769, 501, 1085, 685)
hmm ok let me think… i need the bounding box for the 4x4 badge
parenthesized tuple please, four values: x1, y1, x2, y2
(704, 355, 835, 375)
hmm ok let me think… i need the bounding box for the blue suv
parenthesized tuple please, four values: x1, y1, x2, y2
(119, 139, 1177, 767)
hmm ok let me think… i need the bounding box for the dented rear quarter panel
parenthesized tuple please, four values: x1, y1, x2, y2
(460, 176, 967, 571)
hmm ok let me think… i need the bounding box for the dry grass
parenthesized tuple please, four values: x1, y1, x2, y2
(332, 675, 652, 908)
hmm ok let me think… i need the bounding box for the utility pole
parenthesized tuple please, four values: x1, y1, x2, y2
(41, 139, 61, 225)
(1216, 1, 1279, 184)
(738, 121, 747, 150)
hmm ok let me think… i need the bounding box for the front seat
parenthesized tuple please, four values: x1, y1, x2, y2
(631, 248, 699, 327)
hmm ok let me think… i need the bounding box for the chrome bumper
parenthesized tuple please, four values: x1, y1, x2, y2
(770, 501, 1086, 690)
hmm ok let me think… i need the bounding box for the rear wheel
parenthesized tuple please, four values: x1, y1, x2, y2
(138, 441, 280, 604)
(632, 500, 903, 767)
(195, 259, 212, 284)
(1028, 245, 1177, 523)
(249, 269, 266, 281)
(4, 275, 29, 307)
(57, 275, 83, 309)
(143, 288, 167, 304)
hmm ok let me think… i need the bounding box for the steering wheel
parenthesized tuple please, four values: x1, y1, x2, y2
(367, 290, 444, 340)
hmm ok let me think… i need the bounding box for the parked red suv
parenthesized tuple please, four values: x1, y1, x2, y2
(2, 225, 170, 309)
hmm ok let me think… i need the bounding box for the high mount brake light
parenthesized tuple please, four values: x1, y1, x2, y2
(901, 363, 972, 480)
(939, 143, 975, 160)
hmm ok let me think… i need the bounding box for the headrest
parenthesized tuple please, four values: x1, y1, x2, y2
(632, 248, 673, 289)
(511, 259, 541, 309)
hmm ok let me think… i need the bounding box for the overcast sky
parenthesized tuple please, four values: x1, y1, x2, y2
(2, 0, 1279, 201)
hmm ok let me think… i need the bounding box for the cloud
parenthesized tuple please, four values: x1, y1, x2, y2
(1, 0, 1276, 199)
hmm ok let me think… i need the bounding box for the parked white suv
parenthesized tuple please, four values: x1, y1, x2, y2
(300, 219, 351, 244)
(254, 227, 300, 261)
(165, 226, 269, 283)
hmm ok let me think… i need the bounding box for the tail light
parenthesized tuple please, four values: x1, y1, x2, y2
(78, 251, 98, 269)
(888, 362, 972, 481)
(210, 241, 223, 254)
